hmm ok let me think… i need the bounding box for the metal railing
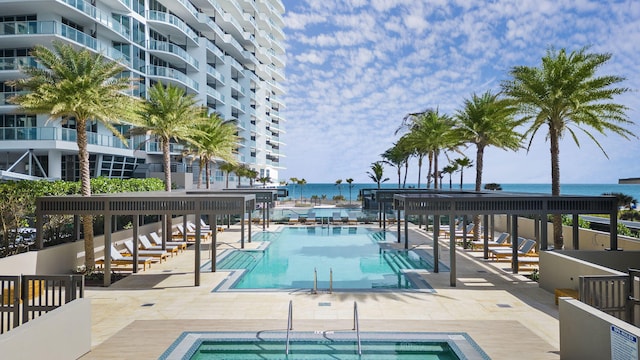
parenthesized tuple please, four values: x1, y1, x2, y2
(353, 301, 362, 356)
(285, 300, 292, 355)
(0, 274, 83, 333)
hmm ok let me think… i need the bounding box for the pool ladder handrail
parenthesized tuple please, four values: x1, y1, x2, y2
(353, 301, 362, 356)
(286, 300, 293, 355)
(312, 267, 333, 294)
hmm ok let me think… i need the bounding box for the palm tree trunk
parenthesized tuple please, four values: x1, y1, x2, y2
(197, 159, 204, 189)
(205, 161, 210, 189)
(459, 168, 464, 189)
(427, 152, 433, 189)
(403, 161, 409, 188)
(77, 120, 95, 271)
(550, 125, 563, 249)
(417, 155, 423, 188)
(472, 146, 485, 243)
(162, 138, 172, 192)
(433, 150, 439, 189)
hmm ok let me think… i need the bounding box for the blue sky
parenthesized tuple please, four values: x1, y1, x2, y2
(278, 0, 640, 184)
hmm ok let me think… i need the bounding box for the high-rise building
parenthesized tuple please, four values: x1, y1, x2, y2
(0, 0, 285, 187)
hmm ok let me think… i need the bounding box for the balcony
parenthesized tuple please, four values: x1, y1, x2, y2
(146, 65, 199, 92)
(57, 0, 131, 41)
(206, 86, 225, 104)
(206, 39, 225, 62)
(145, 141, 185, 154)
(148, 40, 199, 71)
(0, 57, 37, 80)
(0, 126, 130, 149)
(146, 11, 199, 46)
(228, 98, 245, 113)
(206, 64, 225, 85)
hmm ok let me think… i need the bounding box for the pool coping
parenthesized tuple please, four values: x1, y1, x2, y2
(158, 330, 491, 360)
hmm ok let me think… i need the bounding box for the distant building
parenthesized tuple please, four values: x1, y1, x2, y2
(0, 0, 286, 187)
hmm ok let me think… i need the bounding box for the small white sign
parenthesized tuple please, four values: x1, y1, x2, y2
(611, 325, 638, 360)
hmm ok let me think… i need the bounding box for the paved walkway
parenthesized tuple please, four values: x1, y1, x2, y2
(81, 223, 559, 360)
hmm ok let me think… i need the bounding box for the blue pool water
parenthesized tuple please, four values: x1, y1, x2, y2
(159, 331, 491, 360)
(210, 227, 436, 291)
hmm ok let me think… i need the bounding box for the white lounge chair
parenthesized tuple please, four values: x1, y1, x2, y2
(331, 212, 343, 224)
(96, 245, 155, 271)
(288, 213, 300, 225)
(491, 238, 536, 260)
(347, 212, 358, 225)
(305, 212, 316, 224)
(470, 232, 510, 251)
(149, 232, 188, 251)
(139, 234, 179, 255)
(123, 240, 170, 262)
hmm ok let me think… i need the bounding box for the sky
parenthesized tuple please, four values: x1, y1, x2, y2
(277, 0, 640, 184)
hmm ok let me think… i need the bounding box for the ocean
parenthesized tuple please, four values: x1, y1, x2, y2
(281, 183, 640, 203)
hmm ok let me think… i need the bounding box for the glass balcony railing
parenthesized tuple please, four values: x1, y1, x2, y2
(0, 21, 97, 49)
(147, 10, 198, 43)
(0, 126, 129, 149)
(0, 57, 37, 71)
(206, 86, 225, 103)
(206, 39, 224, 60)
(59, 0, 131, 40)
(0, 91, 27, 105)
(145, 141, 184, 153)
(206, 64, 225, 84)
(148, 40, 199, 69)
(147, 65, 198, 91)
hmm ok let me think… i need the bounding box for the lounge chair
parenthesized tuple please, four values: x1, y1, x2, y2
(515, 256, 540, 270)
(149, 232, 188, 251)
(443, 223, 474, 238)
(305, 212, 316, 224)
(96, 245, 155, 271)
(123, 240, 170, 262)
(187, 222, 213, 236)
(470, 232, 510, 251)
(490, 238, 536, 261)
(199, 218, 224, 233)
(139, 234, 180, 255)
(347, 212, 358, 225)
(288, 213, 300, 225)
(173, 224, 211, 242)
(331, 212, 343, 224)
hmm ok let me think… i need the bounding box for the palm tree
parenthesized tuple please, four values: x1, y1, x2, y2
(289, 177, 299, 200)
(258, 176, 271, 188)
(335, 179, 343, 197)
(9, 41, 140, 271)
(454, 157, 473, 190)
(131, 82, 204, 192)
(442, 164, 458, 189)
(367, 162, 389, 189)
(297, 178, 307, 202)
(502, 47, 634, 249)
(402, 109, 458, 189)
(219, 162, 236, 188)
(454, 90, 523, 244)
(382, 141, 410, 188)
(346, 178, 355, 204)
(185, 111, 238, 189)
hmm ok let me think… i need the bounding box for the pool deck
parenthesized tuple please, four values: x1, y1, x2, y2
(80, 223, 560, 360)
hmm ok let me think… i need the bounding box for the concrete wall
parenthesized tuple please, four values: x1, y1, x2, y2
(559, 250, 640, 273)
(538, 251, 626, 293)
(493, 215, 640, 251)
(560, 298, 640, 360)
(0, 298, 91, 360)
(150, 172, 193, 190)
(0, 218, 190, 275)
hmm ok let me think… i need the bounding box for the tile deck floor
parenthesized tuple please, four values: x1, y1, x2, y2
(80, 223, 559, 360)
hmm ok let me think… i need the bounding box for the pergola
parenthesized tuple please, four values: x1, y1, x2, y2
(34, 191, 255, 287)
(392, 191, 619, 286)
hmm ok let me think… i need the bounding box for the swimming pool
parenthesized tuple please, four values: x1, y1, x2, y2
(207, 226, 440, 291)
(159, 331, 490, 359)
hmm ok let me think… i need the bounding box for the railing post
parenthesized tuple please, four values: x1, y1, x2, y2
(312, 268, 317, 294)
(329, 268, 333, 294)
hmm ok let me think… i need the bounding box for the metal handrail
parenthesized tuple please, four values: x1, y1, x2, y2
(312, 268, 317, 294)
(353, 301, 362, 356)
(329, 268, 333, 294)
(286, 300, 292, 355)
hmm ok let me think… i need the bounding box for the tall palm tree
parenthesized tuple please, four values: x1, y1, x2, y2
(289, 177, 299, 200)
(335, 179, 343, 197)
(184, 111, 238, 189)
(131, 82, 204, 192)
(367, 162, 389, 189)
(219, 162, 236, 188)
(403, 109, 458, 189)
(297, 178, 307, 202)
(454, 157, 473, 190)
(346, 178, 355, 204)
(502, 47, 634, 249)
(9, 41, 140, 271)
(454, 90, 523, 244)
(381, 143, 409, 188)
(442, 164, 458, 189)
(258, 176, 271, 188)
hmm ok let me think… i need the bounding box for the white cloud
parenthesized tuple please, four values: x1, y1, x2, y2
(279, 0, 640, 184)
